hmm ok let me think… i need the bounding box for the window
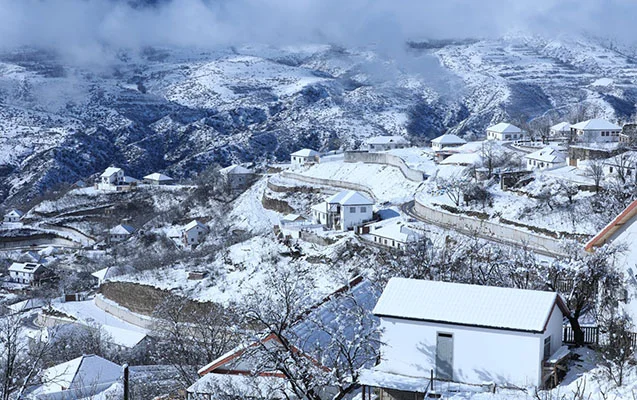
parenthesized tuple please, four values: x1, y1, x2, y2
(543, 336, 551, 360)
(350, 207, 356, 213)
(360, 207, 367, 213)
(610, 167, 614, 173)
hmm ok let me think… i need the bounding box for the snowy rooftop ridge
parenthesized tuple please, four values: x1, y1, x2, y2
(100, 167, 123, 177)
(486, 122, 522, 133)
(550, 121, 571, 132)
(109, 224, 135, 235)
(373, 278, 568, 333)
(143, 172, 173, 181)
(184, 220, 208, 232)
(290, 148, 319, 157)
(365, 135, 409, 145)
(36, 355, 122, 397)
(326, 190, 374, 205)
(8, 262, 43, 273)
(571, 118, 621, 131)
(524, 146, 566, 163)
(220, 164, 252, 175)
(431, 133, 466, 145)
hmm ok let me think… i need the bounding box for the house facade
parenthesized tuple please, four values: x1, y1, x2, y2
(368, 221, 423, 250)
(311, 190, 374, 231)
(486, 123, 524, 141)
(183, 220, 209, 246)
(602, 151, 637, 180)
(97, 167, 137, 191)
(8, 262, 47, 285)
(219, 165, 255, 191)
(360, 278, 568, 396)
(109, 224, 135, 242)
(524, 146, 566, 170)
(290, 149, 320, 166)
(4, 209, 25, 223)
(365, 136, 410, 152)
(570, 119, 622, 143)
(431, 134, 466, 151)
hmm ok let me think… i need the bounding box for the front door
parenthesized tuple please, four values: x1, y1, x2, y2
(436, 333, 453, 380)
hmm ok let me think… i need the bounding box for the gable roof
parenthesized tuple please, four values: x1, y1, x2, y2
(550, 122, 571, 132)
(373, 278, 568, 333)
(100, 167, 123, 177)
(486, 122, 522, 134)
(370, 221, 423, 243)
(184, 220, 208, 232)
(198, 277, 380, 377)
(524, 146, 566, 163)
(290, 149, 320, 157)
(585, 199, 637, 251)
(109, 224, 135, 235)
(431, 134, 466, 145)
(325, 190, 374, 206)
(365, 136, 409, 145)
(143, 172, 173, 181)
(39, 355, 121, 395)
(8, 262, 43, 274)
(5, 209, 24, 218)
(571, 119, 621, 131)
(219, 165, 252, 175)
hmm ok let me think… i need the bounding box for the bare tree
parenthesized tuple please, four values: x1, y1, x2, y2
(586, 160, 605, 193)
(597, 311, 634, 387)
(438, 174, 469, 207)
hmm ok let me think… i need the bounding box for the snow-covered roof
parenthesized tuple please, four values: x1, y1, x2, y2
(370, 221, 422, 243)
(373, 278, 568, 333)
(602, 151, 637, 167)
(325, 190, 374, 206)
(365, 135, 409, 145)
(431, 134, 466, 146)
(184, 220, 208, 232)
(439, 152, 482, 166)
(486, 122, 522, 133)
(188, 372, 289, 397)
(5, 209, 24, 218)
(571, 119, 621, 131)
(311, 201, 327, 214)
(36, 355, 121, 397)
(359, 367, 430, 393)
(8, 262, 43, 274)
(91, 265, 134, 282)
(524, 146, 566, 163)
(282, 214, 304, 222)
(290, 149, 320, 157)
(585, 199, 637, 251)
(220, 165, 253, 175)
(143, 172, 174, 181)
(109, 224, 135, 235)
(100, 167, 122, 177)
(122, 176, 137, 183)
(550, 122, 571, 132)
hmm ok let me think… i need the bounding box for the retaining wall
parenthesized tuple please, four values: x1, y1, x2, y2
(413, 199, 570, 256)
(344, 151, 425, 182)
(279, 172, 377, 201)
(94, 294, 155, 329)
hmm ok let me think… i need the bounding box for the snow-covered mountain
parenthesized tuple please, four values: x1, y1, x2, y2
(1, 34, 637, 205)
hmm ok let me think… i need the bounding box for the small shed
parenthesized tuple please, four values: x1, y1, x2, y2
(362, 278, 569, 396)
(365, 136, 410, 152)
(183, 220, 209, 246)
(219, 165, 255, 190)
(109, 224, 136, 242)
(431, 134, 466, 151)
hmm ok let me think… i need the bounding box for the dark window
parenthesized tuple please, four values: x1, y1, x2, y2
(543, 336, 551, 360)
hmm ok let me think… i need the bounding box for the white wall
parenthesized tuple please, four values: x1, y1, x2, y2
(542, 304, 564, 360)
(577, 130, 620, 143)
(379, 316, 547, 387)
(340, 204, 372, 230)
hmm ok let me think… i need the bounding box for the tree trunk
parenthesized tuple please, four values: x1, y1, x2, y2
(566, 314, 585, 346)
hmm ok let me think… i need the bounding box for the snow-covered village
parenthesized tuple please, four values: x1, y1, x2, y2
(5, 1, 637, 400)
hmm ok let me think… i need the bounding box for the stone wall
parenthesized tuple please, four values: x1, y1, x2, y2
(344, 151, 425, 182)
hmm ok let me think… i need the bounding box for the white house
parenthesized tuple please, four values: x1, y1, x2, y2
(368, 220, 423, 250)
(365, 136, 410, 152)
(4, 209, 25, 223)
(100, 167, 125, 185)
(28, 355, 121, 400)
(431, 134, 466, 151)
(109, 224, 135, 242)
(486, 122, 524, 141)
(311, 190, 374, 231)
(219, 165, 255, 191)
(570, 119, 622, 143)
(549, 122, 570, 138)
(143, 172, 174, 185)
(290, 149, 320, 166)
(602, 151, 637, 180)
(183, 220, 209, 247)
(8, 262, 47, 285)
(360, 278, 569, 395)
(524, 146, 567, 170)
(97, 167, 137, 191)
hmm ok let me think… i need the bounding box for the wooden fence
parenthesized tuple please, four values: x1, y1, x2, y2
(563, 325, 637, 349)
